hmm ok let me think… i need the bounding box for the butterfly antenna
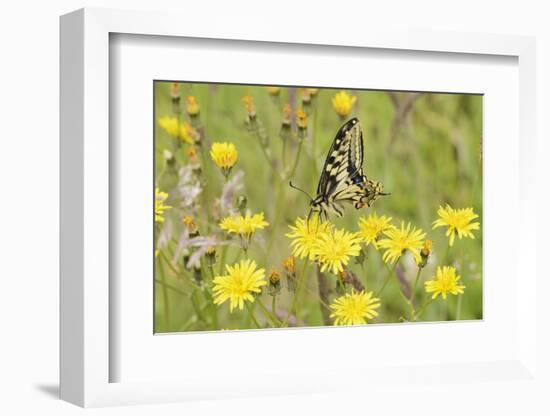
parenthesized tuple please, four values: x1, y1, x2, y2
(289, 181, 314, 201)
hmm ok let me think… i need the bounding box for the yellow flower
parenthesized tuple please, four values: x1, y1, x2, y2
(186, 95, 200, 116)
(311, 228, 362, 274)
(286, 216, 332, 261)
(330, 290, 380, 325)
(377, 221, 426, 264)
(331, 91, 357, 117)
(179, 121, 196, 144)
(220, 212, 269, 237)
(265, 86, 281, 96)
(432, 205, 480, 246)
(424, 266, 466, 300)
(212, 259, 267, 312)
(210, 142, 238, 176)
(155, 187, 172, 223)
(158, 115, 180, 137)
(157, 116, 195, 144)
(357, 213, 394, 247)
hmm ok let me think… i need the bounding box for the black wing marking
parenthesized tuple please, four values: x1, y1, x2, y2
(316, 117, 361, 197)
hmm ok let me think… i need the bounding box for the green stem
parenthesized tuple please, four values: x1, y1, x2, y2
(414, 298, 436, 320)
(412, 267, 422, 302)
(155, 279, 188, 297)
(157, 259, 171, 330)
(376, 260, 398, 298)
(285, 137, 304, 181)
(409, 267, 423, 321)
(218, 245, 228, 275)
(159, 250, 200, 289)
(272, 295, 277, 317)
(203, 287, 219, 329)
(456, 247, 464, 320)
(456, 294, 463, 320)
(256, 297, 281, 327)
(190, 289, 207, 324)
(284, 260, 308, 326)
(245, 302, 261, 328)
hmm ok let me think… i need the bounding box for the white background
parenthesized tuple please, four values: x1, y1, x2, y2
(1, 0, 548, 415)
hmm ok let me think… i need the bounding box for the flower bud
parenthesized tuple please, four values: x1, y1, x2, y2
(268, 268, 281, 296)
(282, 256, 297, 292)
(266, 86, 281, 96)
(205, 246, 217, 267)
(182, 215, 199, 237)
(418, 239, 432, 268)
(186, 95, 200, 117)
(296, 108, 308, 139)
(237, 195, 248, 216)
(170, 83, 181, 113)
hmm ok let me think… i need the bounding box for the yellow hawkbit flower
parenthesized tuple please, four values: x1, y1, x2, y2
(286, 216, 332, 260)
(186, 95, 200, 116)
(331, 91, 357, 117)
(296, 108, 308, 129)
(432, 205, 480, 246)
(424, 266, 466, 300)
(377, 221, 426, 264)
(212, 259, 267, 312)
(210, 142, 238, 176)
(330, 289, 380, 326)
(155, 187, 172, 223)
(158, 115, 180, 137)
(311, 228, 362, 275)
(219, 212, 269, 238)
(357, 213, 394, 247)
(265, 86, 281, 96)
(282, 256, 296, 274)
(157, 116, 195, 144)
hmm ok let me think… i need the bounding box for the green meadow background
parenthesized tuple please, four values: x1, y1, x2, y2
(154, 81, 482, 332)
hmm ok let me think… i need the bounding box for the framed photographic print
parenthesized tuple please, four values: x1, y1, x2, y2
(60, 7, 540, 409)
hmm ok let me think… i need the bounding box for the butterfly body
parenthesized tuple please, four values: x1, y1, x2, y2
(308, 118, 386, 221)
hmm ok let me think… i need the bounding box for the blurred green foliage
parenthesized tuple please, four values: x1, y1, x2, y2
(155, 81, 482, 332)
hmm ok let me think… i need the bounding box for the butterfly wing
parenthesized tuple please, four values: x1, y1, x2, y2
(316, 117, 362, 196)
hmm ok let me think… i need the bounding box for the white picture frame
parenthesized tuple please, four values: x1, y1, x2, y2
(60, 7, 539, 408)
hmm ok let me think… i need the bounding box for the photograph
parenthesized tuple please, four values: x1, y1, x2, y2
(154, 81, 482, 333)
